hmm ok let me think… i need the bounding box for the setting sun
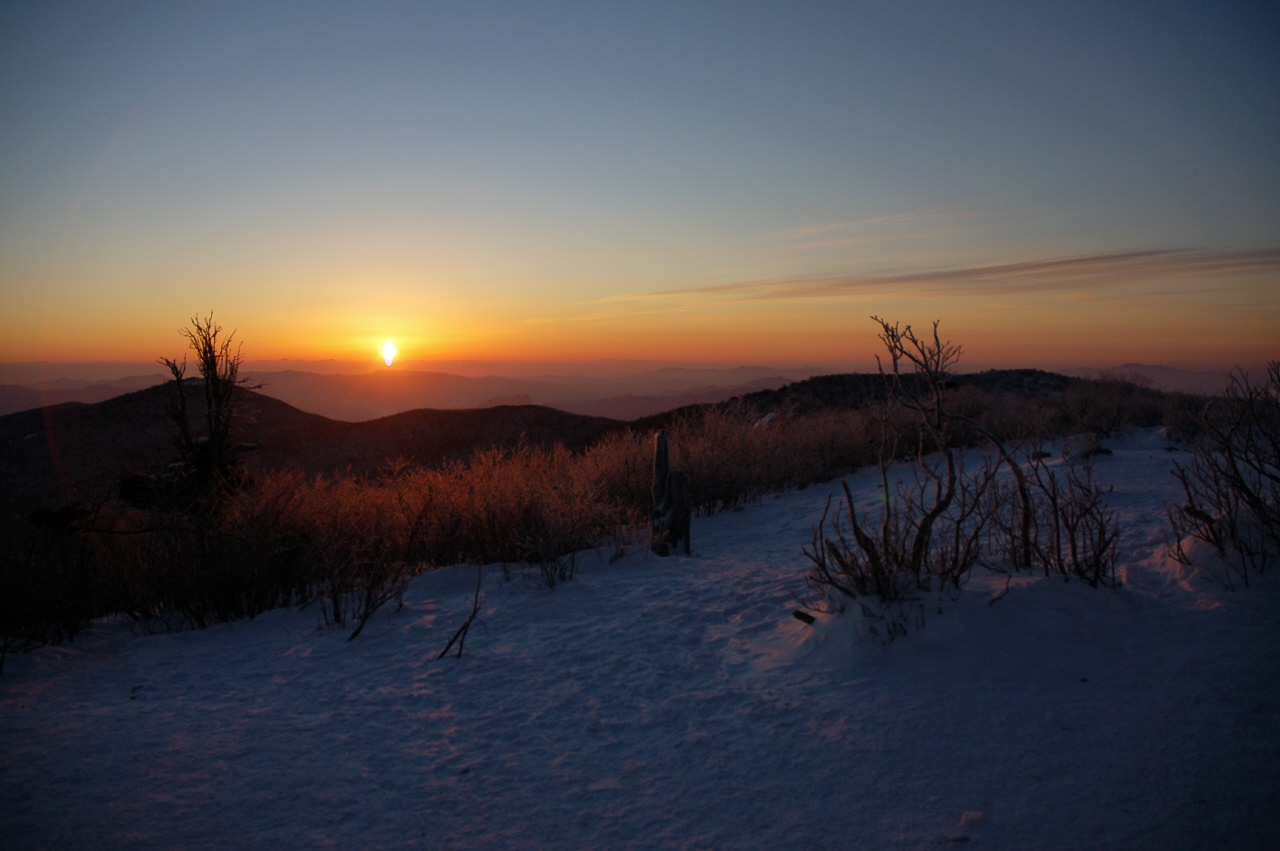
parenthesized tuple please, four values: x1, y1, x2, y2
(381, 339, 397, 366)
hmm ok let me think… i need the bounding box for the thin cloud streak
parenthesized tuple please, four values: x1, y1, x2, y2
(615, 249, 1280, 304)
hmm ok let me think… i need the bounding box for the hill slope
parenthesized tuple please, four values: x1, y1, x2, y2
(0, 368, 1151, 517)
(0, 384, 618, 515)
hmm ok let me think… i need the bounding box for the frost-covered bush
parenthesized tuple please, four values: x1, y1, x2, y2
(666, 407, 882, 515)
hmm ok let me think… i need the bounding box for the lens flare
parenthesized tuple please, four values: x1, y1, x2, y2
(381, 339, 397, 366)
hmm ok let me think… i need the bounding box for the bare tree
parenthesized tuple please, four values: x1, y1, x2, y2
(158, 313, 261, 501)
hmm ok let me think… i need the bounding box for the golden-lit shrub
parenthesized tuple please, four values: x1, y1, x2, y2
(665, 407, 880, 514)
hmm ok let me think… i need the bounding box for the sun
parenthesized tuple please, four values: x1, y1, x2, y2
(381, 339, 397, 366)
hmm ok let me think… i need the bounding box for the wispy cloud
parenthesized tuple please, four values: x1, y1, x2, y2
(608, 249, 1280, 305)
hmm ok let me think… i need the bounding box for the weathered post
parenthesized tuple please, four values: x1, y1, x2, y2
(652, 430, 671, 555)
(651, 430, 690, 556)
(668, 469, 691, 555)
(652, 430, 670, 515)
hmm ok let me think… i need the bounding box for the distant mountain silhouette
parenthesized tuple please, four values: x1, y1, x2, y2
(0, 385, 42, 416)
(243, 370, 564, 421)
(0, 374, 167, 416)
(1, 367, 1144, 518)
(1060, 363, 1230, 394)
(240, 366, 818, 421)
(0, 384, 620, 516)
(0, 366, 824, 422)
(628, 369, 1082, 431)
(0, 362, 1233, 423)
(558, 376, 794, 420)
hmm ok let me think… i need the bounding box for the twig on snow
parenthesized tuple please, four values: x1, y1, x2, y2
(437, 567, 486, 660)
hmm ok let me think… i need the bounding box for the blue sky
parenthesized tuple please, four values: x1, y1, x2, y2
(2, 1, 1277, 369)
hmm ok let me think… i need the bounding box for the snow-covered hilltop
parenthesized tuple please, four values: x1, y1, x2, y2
(2, 428, 1277, 849)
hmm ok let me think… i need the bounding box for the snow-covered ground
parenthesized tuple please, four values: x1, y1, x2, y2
(2, 428, 1278, 849)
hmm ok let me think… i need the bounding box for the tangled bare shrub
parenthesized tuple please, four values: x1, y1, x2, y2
(1166, 363, 1280, 588)
(1024, 444, 1120, 586)
(804, 321, 998, 639)
(804, 449, 995, 640)
(804, 319, 1125, 640)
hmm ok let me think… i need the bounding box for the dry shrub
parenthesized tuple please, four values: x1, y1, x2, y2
(666, 407, 881, 514)
(1166, 363, 1280, 588)
(804, 451, 995, 641)
(78, 484, 318, 631)
(940, 387, 1056, 446)
(577, 429, 652, 526)
(804, 320, 994, 640)
(803, 320, 1128, 642)
(936, 377, 1169, 445)
(1026, 445, 1120, 586)
(390, 445, 628, 584)
(1060, 377, 1165, 436)
(1161, 392, 1208, 443)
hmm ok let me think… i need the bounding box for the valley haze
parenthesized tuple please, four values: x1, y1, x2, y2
(0, 361, 1241, 421)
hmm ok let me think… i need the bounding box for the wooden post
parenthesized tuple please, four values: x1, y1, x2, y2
(651, 430, 690, 556)
(668, 469, 691, 555)
(652, 430, 670, 512)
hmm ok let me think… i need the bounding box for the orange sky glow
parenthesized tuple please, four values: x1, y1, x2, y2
(2, 5, 1276, 377)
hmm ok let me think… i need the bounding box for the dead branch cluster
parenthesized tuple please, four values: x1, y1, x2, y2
(1166, 363, 1280, 588)
(121, 313, 262, 511)
(803, 319, 1121, 640)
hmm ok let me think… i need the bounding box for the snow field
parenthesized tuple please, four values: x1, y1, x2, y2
(1, 427, 1278, 849)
